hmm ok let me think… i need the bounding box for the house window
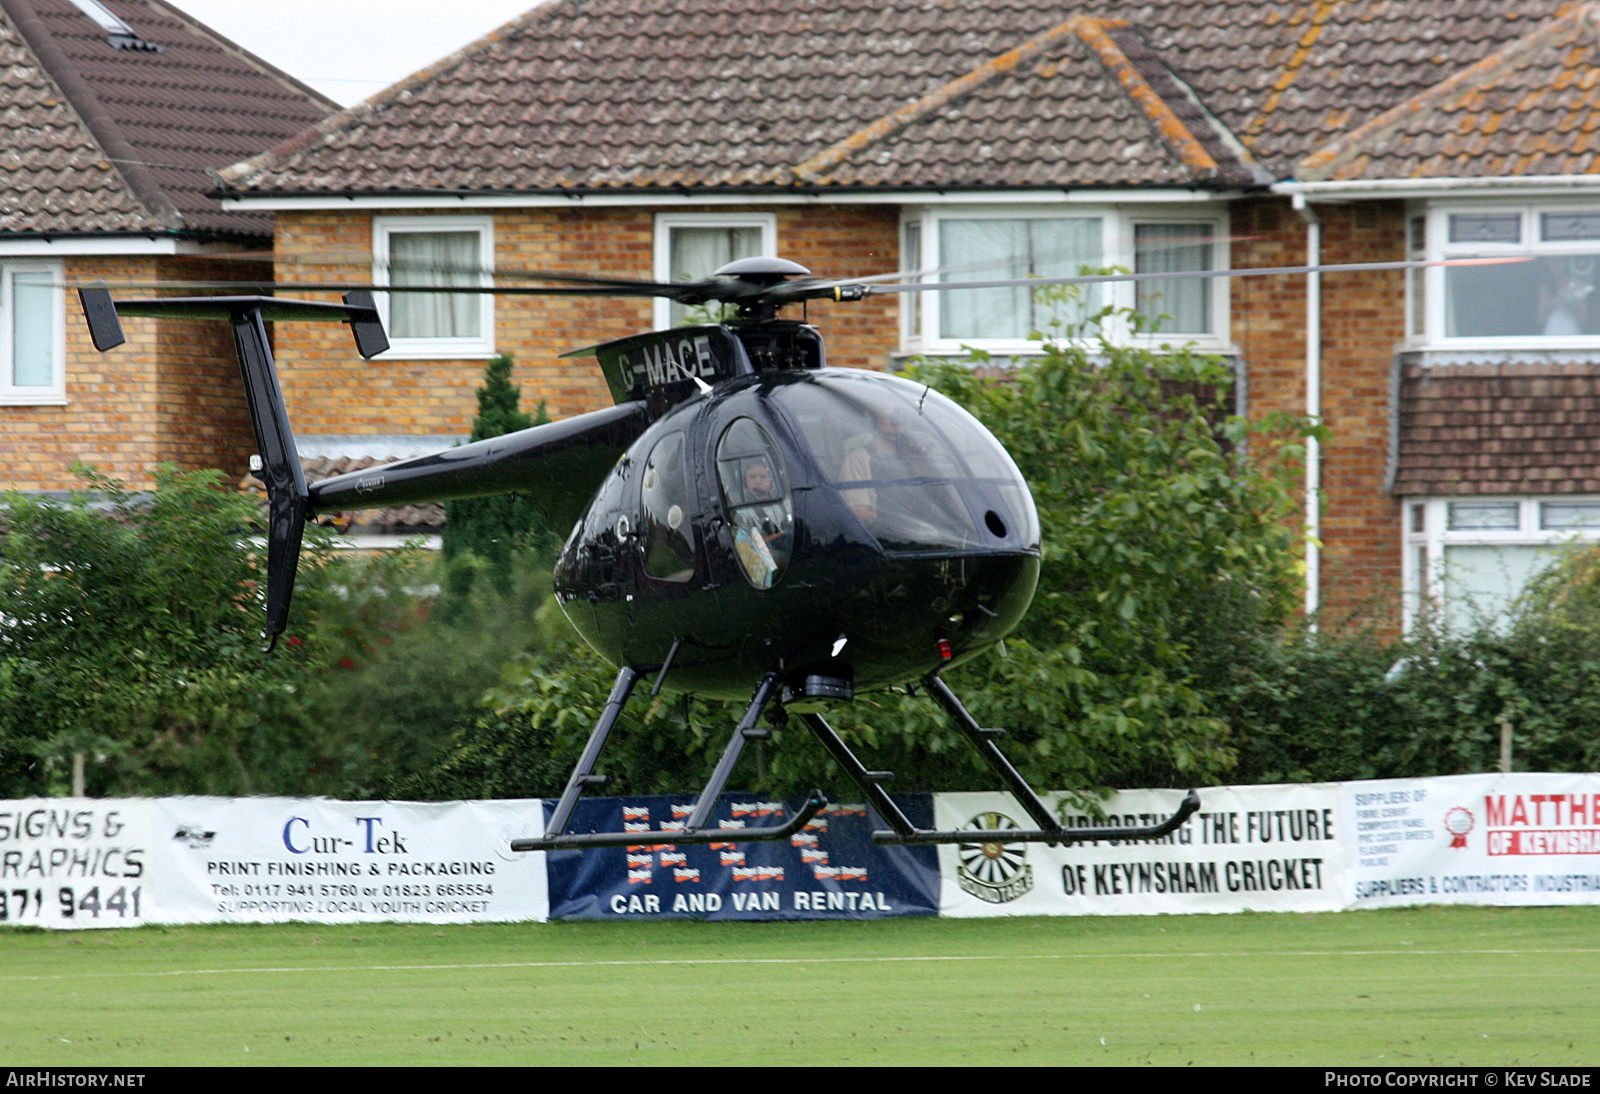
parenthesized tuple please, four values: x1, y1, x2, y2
(653, 213, 776, 329)
(1407, 215, 1426, 337)
(67, 0, 160, 50)
(901, 219, 922, 344)
(901, 206, 1226, 353)
(1, 263, 65, 406)
(1415, 203, 1600, 345)
(1402, 496, 1600, 631)
(938, 217, 1104, 341)
(372, 217, 494, 357)
(1134, 222, 1215, 335)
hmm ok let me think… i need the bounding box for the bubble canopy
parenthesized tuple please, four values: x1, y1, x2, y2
(770, 371, 1040, 555)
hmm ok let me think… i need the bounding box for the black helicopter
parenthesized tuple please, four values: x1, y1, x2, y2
(77, 255, 1225, 852)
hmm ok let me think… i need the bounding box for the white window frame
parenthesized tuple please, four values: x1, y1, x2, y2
(1411, 200, 1600, 352)
(371, 215, 495, 358)
(1402, 495, 1600, 631)
(899, 204, 1230, 355)
(0, 261, 66, 406)
(652, 212, 777, 330)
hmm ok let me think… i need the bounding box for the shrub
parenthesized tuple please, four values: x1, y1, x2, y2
(295, 547, 562, 798)
(0, 465, 334, 796)
(1215, 544, 1600, 785)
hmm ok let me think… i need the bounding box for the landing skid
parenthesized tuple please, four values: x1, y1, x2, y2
(801, 675, 1199, 846)
(510, 665, 1198, 853)
(510, 669, 817, 852)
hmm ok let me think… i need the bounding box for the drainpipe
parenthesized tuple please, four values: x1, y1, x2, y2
(1293, 192, 1322, 626)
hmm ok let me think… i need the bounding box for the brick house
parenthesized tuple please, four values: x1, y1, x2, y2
(0, 0, 336, 491)
(216, 0, 1600, 629)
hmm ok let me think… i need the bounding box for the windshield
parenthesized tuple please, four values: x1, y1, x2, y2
(772, 372, 1039, 553)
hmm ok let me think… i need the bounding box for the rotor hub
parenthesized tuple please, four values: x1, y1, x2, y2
(713, 257, 812, 319)
(713, 256, 811, 287)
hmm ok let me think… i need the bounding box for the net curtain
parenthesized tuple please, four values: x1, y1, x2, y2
(388, 231, 481, 339)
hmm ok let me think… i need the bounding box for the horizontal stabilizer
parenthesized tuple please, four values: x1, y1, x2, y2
(87, 294, 388, 360)
(341, 290, 389, 359)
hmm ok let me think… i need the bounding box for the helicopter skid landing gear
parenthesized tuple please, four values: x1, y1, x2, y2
(803, 673, 1199, 847)
(509, 666, 1196, 853)
(511, 667, 828, 852)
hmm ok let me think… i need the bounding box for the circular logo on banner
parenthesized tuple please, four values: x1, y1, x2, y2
(1443, 806, 1474, 849)
(956, 812, 1034, 904)
(495, 819, 540, 862)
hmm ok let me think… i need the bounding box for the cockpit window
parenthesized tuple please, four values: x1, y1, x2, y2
(774, 372, 1037, 552)
(641, 432, 695, 582)
(914, 385, 1041, 549)
(715, 418, 792, 589)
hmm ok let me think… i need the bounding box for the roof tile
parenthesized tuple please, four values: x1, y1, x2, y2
(1395, 360, 1600, 495)
(1302, 3, 1600, 180)
(208, 0, 1585, 197)
(2, 0, 336, 238)
(241, 457, 445, 533)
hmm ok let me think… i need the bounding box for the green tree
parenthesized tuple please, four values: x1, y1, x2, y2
(442, 354, 554, 572)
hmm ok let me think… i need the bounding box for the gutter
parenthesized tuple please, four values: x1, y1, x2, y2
(1274, 176, 1600, 201)
(216, 187, 1251, 213)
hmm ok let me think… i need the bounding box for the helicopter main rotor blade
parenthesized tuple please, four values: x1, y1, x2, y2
(70, 255, 1532, 311)
(857, 255, 1532, 296)
(66, 277, 758, 305)
(73, 280, 705, 299)
(184, 229, 1281, 287)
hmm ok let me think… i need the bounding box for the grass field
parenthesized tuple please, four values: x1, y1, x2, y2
(1, 906, 1595, 1066)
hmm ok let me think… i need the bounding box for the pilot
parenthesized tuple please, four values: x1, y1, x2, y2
(839, 400, 928, 524)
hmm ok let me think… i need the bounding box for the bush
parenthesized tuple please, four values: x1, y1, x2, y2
(296, 548, 562, 798)
(400, 642, 716, 801)
(0, 461, 588, 798)
(0, 464, 334, 796)
(1215, 545, 1600, 784)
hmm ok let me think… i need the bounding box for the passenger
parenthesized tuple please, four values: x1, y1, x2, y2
(731, 458, 790, 588)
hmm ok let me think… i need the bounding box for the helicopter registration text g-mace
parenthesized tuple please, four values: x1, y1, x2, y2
(77, 257, 1199, 850)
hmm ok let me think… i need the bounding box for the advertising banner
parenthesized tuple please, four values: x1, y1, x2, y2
(146, 797, 549, 924)
(545, 794, 940, 920)
(13, 775, 1600, 928)
(0, 799, 153, 929)
(1344, 772, 1600, 908)
(935, 784, 1346, 917)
